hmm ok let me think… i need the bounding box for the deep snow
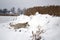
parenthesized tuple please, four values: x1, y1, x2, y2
(0, 12, 60, 40)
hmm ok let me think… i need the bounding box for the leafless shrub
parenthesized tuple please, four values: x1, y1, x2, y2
(31, 26, 44, 40)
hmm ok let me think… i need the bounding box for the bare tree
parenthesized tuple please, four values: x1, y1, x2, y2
(11, 7, 15, 14)
(22, 8, 26, 14)
(17, 8, 22, 15)
(3, 8, 8, 13)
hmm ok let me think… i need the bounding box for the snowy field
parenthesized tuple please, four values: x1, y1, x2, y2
(0, 12, 60, 40)
(0, 16, 17, 23)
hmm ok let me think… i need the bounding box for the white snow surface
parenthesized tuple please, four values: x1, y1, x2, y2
(0, 12, 60, 40)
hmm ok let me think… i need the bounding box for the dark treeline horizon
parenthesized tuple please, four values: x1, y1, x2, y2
(0, 7, 27, 15)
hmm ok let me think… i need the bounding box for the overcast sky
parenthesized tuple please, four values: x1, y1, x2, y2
(0, 0, 60, 9)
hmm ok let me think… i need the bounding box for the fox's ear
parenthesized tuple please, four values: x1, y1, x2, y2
(26, 22, 28, 24)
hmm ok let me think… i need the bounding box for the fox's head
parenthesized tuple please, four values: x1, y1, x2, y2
(26, 22, 30, 26)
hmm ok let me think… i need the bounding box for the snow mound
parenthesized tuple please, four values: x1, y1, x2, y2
(0, 12, 60, 40)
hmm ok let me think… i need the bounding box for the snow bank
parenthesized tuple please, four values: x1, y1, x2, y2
(0, 12, 60, 40)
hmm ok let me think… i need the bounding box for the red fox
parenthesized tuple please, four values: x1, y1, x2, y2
(9, 22, 29, 29)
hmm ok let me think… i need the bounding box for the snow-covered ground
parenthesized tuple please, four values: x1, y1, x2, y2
(0, 16, 17, 23)
(0, 12, 60, 40)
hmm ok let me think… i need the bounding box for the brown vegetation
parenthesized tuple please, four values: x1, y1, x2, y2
(24, 5, 60, 16)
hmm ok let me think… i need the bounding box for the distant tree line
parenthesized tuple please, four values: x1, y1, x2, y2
(0, 8, 9, 13)
(0, 7, 26, 15)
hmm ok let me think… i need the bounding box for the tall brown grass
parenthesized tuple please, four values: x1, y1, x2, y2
(24, 5, 60, 16)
